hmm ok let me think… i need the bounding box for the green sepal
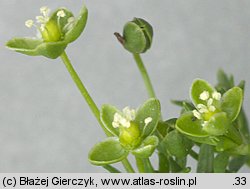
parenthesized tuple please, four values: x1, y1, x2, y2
(100, 104, 120, 136)
(48, 8, 74, 35)
(64, 4, 88, 43)
(134, 98, 161, 139)
(131, 135, 158, 158)
(176, 112, 209, 137)
(6, 38, 67, 59)
(123, 17, 153, 54)
(191, 79, 215, 106)
(221, 87, 243, 122)
(161, 130, 193, 158)
(88, 137, 128, 166)
(203, 112, 230, 136)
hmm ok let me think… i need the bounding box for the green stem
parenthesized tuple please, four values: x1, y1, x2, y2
(60, 51, 111, 136)
(143, 158, 154, 173)
(189, 149, 199, 161)
(122, 158, 135, 173)
(103, 165, 121, 173)
(136, 157, 145, 173)
(133, 53, 156, 98)
(61, 51, 136, 172)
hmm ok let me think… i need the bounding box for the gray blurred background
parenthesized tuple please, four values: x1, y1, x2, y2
(0, 0, 250, 172)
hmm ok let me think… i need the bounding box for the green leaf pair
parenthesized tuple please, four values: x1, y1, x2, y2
(176, 79, 243, 150)
(6, 4, 88, 59)
(88, 98, 161, 166)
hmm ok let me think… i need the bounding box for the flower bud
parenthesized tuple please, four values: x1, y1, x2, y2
(115, 18, 153, 54)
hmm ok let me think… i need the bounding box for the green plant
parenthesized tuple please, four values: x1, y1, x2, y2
(6, 2, 250, 173)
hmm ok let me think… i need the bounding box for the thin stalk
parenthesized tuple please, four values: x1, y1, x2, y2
(143, 158, 154, 173)
(60, 51, 111, 136)
(61, 51, 135, 172)
(103, 165, 121, 173)
(136, 157, 145, 173)
(122, 158, 135, 173)
(133, 53, 156, 98)
(189, 149, 199, 161)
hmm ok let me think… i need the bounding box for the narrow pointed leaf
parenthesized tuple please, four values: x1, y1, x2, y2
(221, 87, 243, 121)
(197, 144, 214, 173)
(214, 152, 229, 173)
(88, 137, 128, 165)
(229, 155, 248, 172)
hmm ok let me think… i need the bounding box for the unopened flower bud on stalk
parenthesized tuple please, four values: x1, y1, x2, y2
(114, 18, 153, 54)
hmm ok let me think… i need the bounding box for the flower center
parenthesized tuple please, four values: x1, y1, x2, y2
(193, 90, 221, 124)
(24, 6, 72, 42)
(112, 107, 152, 149)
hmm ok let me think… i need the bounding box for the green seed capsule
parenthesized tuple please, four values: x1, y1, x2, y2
(115, 18, 153, 54)
(119, 122, 141, 150)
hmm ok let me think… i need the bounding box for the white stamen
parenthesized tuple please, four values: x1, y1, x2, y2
(122, 107, 136, 121)
(112, 121, 119, 128)
(197, 104, 207, 110)
(57, 10, 66, 18)
(212, 91, 221, 101)
(193, 110, 201, 119)
(199, 91, 210, 101)
(207, 98, 213, 106)
(144, 117, 153, 125)
(208, 105, 216, 112)
(36, 16, 47, 24)
(25, 20, 34, 28)
(40, 6, 50, 17)
(68, 17, 75, 23)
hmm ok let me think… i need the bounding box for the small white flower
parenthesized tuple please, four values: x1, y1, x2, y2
(144, 117, 152, 126)
(25, 20, 34, 28)
(57, 10, 66, 18)
(193, 110, 201, 119)
(212, 91, 221, 101)
(199, 91, 210, 101)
